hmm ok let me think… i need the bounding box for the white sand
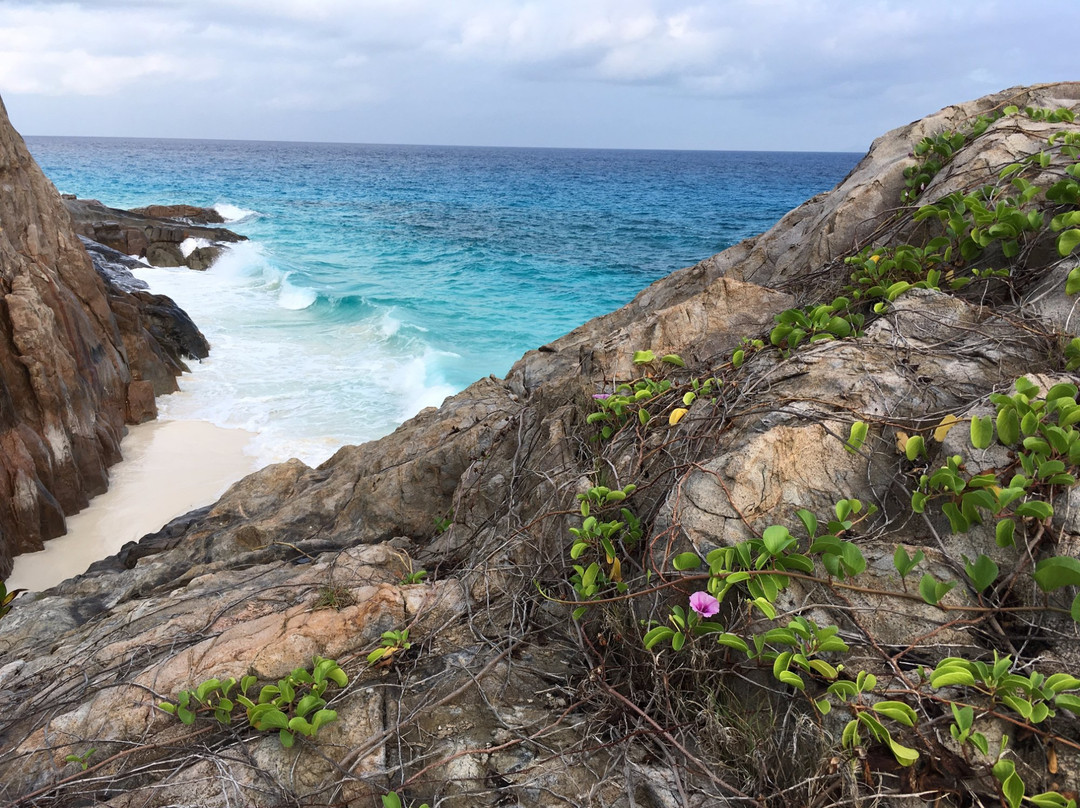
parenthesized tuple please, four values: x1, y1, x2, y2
(7, 419, 259, 592)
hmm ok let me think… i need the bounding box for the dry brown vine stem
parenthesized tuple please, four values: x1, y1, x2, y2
(594, 677, 756, 803)
(5, 724, 217, 808)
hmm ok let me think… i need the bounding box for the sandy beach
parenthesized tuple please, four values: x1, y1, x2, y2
(7, 419, 259, 592)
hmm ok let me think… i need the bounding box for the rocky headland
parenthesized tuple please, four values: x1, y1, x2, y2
(0, 96, 232, 579)
(3, 83, 1080, 807)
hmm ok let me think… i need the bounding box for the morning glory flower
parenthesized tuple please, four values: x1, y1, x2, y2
(592, 393, 611, 400)
(689, 591, 719, 618)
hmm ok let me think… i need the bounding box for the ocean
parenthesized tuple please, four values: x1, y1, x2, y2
(26, 137, 859, 467)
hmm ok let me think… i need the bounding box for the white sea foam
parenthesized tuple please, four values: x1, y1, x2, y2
(213, 202, 258, 223)
(179, 237, 210, 258)
(277, 275, 318, 310)
(132, 239, 460, 468)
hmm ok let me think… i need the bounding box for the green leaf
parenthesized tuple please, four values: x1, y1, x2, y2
(660, 353, 685, 367)
(1056, 693, 1080, 714)
(643, 626, 676, 650)
(177, 706, 195, 725)
(716, 633, 749, 653)
(1015, 500, 1053, 520)
(751, 596, 777, 620)
(383, 793, 405, 808)
(295, 694, 324, 719)
(905, 434, 925, 461)
(964, 554, 999, 592)
(931, 668, 977, 688)
(1033, 556, 1080, 591)
(970, 415, 993, 449)
(872, 700, 917, 727)
(846, 421, 868, 454)
(941, 502, 970, 533)
(1058, 229, 1080, 258)
(671, 552, 701, 571)
(252, 706, 290, 731)
(761, 525, 794, 556)
(919, 573, 955, 606)
(632, 350, 655, 364)
(995, 518, 1016, 548)
(311, 709, 338, 732)
(159, 702, 177, 715)
(778, 670, 805, 690)
(997, 406, 1020, 445)
(893, 545, 924, 577)
(887, 736, 920, 767)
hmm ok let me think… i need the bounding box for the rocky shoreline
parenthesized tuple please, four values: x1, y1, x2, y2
(0, 101, 245, 578)
(3, 83, 1080, 807)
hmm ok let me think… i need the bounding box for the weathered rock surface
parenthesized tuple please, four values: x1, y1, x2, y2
(0, 96, 209, 578)
(4, 83, 1080, 807)
(63, 197, 246, 271)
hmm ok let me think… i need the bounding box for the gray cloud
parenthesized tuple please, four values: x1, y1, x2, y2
(0, 0, 1076, 150)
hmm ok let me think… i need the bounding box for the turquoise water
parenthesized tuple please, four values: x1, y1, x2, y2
(26, 137, 859, 465)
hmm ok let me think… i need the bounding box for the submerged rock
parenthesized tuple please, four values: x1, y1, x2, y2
(4, 83, 1080, 807)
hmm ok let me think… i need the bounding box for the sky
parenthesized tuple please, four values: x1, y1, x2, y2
(0, 0, 1077, 153)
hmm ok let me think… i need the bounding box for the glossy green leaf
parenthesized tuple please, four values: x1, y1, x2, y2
(1058, 228, 1080, 258)
(964, 554, 999, 592)
(970, 415, 993, 449)
(846, 421, 868, 454)
(671, 552, 701, 571)
(997, 407, 1020, 445)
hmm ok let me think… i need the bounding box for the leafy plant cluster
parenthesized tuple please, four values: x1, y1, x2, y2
(901, 111, 1002, 204)
(568, 483, 642, 619)
(586, 350, 714, 438)
(627, 376, 1080, 807)
(563, 105, 1080, 805)
(159, 657, 347, 748)
(742, 105, 1080, 380)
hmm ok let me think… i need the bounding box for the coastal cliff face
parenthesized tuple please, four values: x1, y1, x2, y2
(4, 83, 1080, 807)
(0, 96, 206, 578)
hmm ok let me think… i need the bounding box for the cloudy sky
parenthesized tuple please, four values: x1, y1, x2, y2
(0, 0, 1076, 152)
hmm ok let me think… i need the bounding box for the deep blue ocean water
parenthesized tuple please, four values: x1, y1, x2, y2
(25, 137, 859, 465)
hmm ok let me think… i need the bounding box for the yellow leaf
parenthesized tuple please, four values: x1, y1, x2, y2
(669, 408, 688, 426)
(933, 414, 959, 443)
(895, 431, 909, 454)
(610, 557, 622, 583)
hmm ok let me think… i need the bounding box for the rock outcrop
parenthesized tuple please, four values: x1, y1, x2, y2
(63, 197, 246, 270)
(3, 83, 1080, 808)
(0, 96, 208, 578)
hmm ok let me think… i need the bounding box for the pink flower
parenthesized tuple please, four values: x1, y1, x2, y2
(592, 393, 611, 400)
(689, 591, 719, 618)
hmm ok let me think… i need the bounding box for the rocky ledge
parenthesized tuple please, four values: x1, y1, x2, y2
(63, 197, 246, 271)
(3, 83, 1080, 808)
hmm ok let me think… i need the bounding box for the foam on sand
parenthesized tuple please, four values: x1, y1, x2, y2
(7, 420, 258, 592)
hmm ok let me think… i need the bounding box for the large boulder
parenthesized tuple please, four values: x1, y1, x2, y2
(4, 83, 1080, 807)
